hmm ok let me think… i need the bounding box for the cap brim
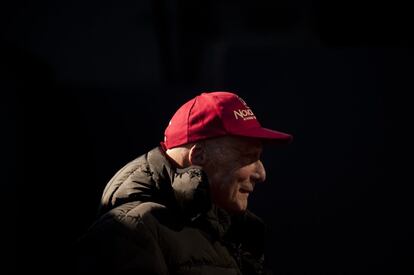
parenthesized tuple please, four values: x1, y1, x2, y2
(231, 127, 293, 144)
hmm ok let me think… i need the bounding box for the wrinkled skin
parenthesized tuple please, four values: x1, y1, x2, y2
(203, 136, 266, 213)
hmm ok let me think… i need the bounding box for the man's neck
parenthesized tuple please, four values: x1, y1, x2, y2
(165, 147, 191, 168)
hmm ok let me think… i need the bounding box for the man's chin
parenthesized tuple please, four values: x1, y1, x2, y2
(216, 198, 248, 213)
(227, 201, 248, 214)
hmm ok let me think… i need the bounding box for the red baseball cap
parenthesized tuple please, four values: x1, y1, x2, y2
(162, 91, 293, 149)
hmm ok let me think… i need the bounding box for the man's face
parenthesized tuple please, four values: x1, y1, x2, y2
(203, 136, 266, 213)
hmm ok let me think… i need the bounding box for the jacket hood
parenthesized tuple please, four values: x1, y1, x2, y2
(98, 147, 212, 219)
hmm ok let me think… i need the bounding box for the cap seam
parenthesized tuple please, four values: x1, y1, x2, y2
(210, 94, 227, 133)
(187, 96, 198, 144)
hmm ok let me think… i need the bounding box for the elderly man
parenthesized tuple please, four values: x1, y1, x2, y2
(77, 91, 292, 274)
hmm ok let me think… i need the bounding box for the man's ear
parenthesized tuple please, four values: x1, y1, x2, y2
(189, 143, 205, 166)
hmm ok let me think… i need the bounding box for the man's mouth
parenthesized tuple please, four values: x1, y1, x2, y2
(239, 187, 253, 194)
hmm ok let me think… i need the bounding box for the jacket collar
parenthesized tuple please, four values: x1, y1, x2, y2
(149, 147, 232, 238)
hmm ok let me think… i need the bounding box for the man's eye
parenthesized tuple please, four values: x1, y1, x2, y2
(243, 154, 257, 160)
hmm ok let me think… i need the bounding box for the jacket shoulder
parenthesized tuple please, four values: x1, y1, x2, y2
(100, 153, 152, 208)
(98, 147, 175, 216)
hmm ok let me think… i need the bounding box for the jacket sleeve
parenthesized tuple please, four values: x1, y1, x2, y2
(76, 212, 168, 275)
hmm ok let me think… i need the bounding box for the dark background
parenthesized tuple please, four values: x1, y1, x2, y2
(3, 1, 413, 274)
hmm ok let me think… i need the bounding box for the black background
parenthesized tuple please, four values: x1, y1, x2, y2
(3, 1, 413, 274)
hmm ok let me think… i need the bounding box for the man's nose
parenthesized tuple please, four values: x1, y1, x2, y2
(251, 160, 266, 183)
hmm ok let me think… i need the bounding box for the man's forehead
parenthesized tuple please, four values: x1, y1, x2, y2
(222, 136, 263, 152)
